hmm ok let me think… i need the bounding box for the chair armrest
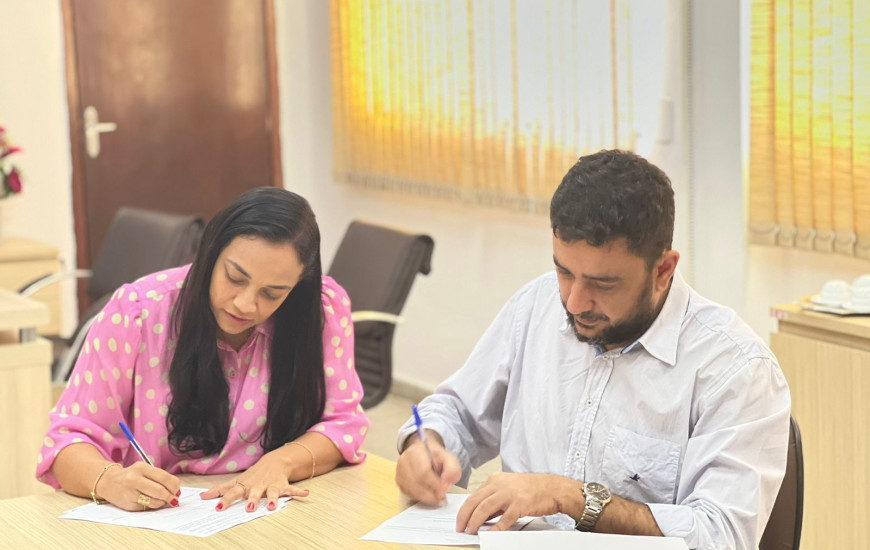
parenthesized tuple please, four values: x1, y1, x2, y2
(19, 269, 94, 297)
(350, 311, 404, 325)
(52, 314, 98, 383)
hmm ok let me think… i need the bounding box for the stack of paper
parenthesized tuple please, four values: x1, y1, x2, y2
(60, 486, 290, 538)
(361, 494, 534, 546)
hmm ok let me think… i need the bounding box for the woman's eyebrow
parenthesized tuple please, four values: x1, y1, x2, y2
(227, 259, 293, 290)
(226, 259, 251, 278)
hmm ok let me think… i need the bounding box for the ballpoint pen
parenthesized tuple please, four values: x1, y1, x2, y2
(412, 404, 442, 475)
(119, 421, 154, 466)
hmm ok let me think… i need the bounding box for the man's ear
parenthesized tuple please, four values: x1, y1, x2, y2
(653, 250, 680, 292)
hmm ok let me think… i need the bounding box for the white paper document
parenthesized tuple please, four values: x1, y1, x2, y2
(361, 493, 534, 546)
(480, 530, 690, 549)
(59, 486, 290, 538)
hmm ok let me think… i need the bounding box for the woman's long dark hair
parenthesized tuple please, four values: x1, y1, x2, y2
(166, 187, 325, 456)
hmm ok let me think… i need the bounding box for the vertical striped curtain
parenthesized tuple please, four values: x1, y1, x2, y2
(330, 0, 635, 214)
(749, 0, 870, 258)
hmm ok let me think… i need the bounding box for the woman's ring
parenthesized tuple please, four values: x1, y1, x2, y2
(137, 493, 151, 510)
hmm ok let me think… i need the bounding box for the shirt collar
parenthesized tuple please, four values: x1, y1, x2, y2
(628, 268, 690, 366)
(216, 316, 274, 353)
(555, 268, 691, 364)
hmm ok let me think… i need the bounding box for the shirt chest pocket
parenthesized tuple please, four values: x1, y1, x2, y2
(599, 426, 681, 504)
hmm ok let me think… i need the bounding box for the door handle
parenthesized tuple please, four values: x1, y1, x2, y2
(84, 106, 118, 158)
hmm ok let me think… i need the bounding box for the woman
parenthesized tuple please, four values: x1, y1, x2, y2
(37, 188, 369, 513)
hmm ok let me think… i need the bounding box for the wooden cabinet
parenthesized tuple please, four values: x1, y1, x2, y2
(0, 238, 62, 335)
(0, 289, 53, 498)
(770, 304, 870, 550)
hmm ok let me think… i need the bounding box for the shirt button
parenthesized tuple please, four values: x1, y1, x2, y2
(574, 451, 582, 459)
(585, 399, 593, 407)
(228, 369, 236, 378)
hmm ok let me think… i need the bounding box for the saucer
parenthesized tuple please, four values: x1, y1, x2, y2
(843, 302, 870, 314)
(810, 294, 847, 307)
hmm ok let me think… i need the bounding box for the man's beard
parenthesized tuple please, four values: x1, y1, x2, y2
(563, 278, 658, 349)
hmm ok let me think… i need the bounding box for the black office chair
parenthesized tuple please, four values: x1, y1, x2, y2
(759, 415, 804, 550)
(21, 207, 204, 381)
(327, 220, 434, 409)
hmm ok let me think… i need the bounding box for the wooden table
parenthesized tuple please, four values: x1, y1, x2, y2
(770, 304, 870, 550)
(0, 238, 62, 335)
(0, 454, 467, 549)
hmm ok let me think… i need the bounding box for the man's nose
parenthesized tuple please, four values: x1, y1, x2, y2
(565, 282, 592, 315)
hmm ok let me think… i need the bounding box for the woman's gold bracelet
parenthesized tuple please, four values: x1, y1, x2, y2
(287, 441, 315, 479)
(91, 462, 122, 504)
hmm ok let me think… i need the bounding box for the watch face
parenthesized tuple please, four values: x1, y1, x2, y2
(584, 482, 612, 501)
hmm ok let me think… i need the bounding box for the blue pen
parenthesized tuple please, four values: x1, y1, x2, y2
(119, 421, 154, 466)
(412, 404, 442, 475)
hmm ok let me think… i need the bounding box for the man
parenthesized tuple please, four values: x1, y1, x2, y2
(395, 150, 790, 550)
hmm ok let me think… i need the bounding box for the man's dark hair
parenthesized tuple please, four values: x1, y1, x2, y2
(550, 149, 675, 267)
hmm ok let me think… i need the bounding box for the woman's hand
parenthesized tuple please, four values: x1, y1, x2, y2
(98, 462, 181, 512)
(200, 449, 311, 512)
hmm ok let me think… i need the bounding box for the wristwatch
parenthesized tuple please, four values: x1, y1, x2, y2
(575, 481, 612, 532)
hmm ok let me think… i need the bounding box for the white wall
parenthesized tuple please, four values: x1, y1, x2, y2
(0, 0, 76, 334)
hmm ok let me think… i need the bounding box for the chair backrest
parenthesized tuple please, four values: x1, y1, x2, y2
(327, 220, 434, 336)
(88, 207, 204, 302)
(75, 207, 204, 337)
(56, 207, 204, 382)
(759, 415, 804, 550)
(326, 221, 434, 408)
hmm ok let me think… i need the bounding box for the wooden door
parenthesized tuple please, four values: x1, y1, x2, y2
(62, 0, 281, 274)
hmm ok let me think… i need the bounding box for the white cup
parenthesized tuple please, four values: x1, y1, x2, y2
(819, 279, 850, 306)
(848, 276, 870, 309)
(851, 274, 870, 291)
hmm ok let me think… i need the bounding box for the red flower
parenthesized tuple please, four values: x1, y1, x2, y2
(7, 168, 22, 193)
(0, 145, 21, 160)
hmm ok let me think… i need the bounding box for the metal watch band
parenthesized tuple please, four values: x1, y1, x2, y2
(575, 497, 605, 531)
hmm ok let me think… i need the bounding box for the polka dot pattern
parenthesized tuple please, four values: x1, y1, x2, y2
(36, 269, 368, 491)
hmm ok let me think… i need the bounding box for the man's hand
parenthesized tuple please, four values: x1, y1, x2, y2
(395, 434, 462, 504)
(455, 472, 585, 534)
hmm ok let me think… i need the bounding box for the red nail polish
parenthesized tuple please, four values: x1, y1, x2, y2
(268, 501, 276, 510)
(216, 503, 223, 511)
(171, 498, 179, 506)
(246, 502, 255, 512)
(176, 490, 181, 497)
